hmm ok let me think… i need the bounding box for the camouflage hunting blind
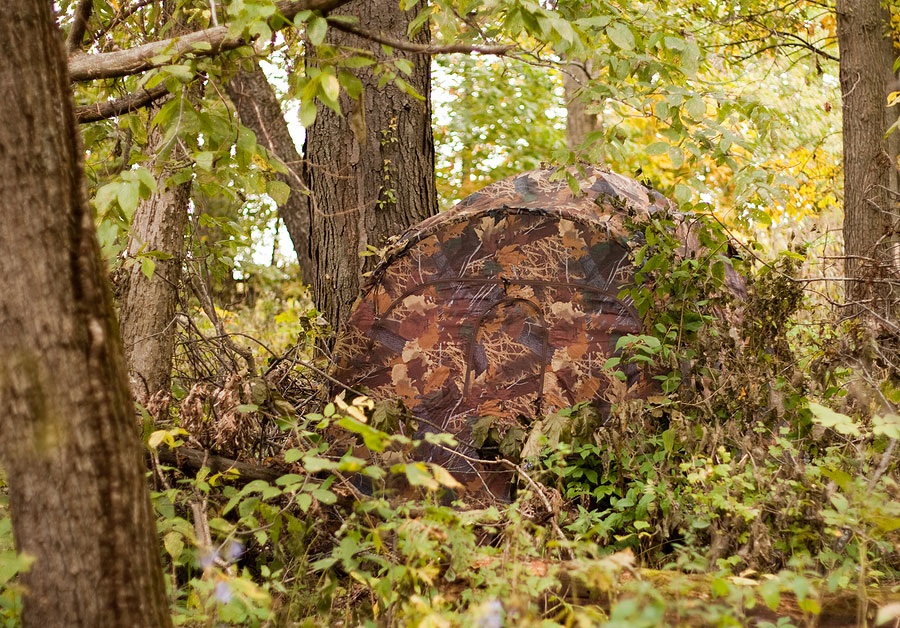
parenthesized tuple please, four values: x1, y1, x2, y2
(334, 165, 676, 499)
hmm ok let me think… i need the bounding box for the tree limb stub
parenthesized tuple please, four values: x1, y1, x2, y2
(327, 18, 516, 56)
(68, 0, 353, 82)
(75, 84, 170, 123)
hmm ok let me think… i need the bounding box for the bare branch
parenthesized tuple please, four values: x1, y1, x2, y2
(327, 18, 515, 56)
(75, 84, 170, 123)
(66, 0, 94, 53)
(68, 0, 353, 82)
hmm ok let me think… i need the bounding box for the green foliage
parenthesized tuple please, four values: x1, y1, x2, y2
(0, 474, 32, 628)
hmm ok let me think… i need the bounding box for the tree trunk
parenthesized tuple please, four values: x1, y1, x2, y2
(118, 1, 192, 405)
(227, 62, 315, 282)
(563, 59, 602, 154)
(836, 0, 900, 313)
(304, 0, 438, 328)
(0, 2, 172, 627)
(118, 106, 190, 404)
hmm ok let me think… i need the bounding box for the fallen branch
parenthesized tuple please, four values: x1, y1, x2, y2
(75, 84, 170, 123)
(155, 445, 283, 483)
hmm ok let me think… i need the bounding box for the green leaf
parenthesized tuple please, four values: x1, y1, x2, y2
(275, 473, 303, 486)
(606, 22, 634, 51)
(685, 95, 706, 119)
(681, 40, 701, 75)
(667, 145, 684, 168)
(662, 429, 675, 454)
(338, 70, 363, 100)
(674, 183, 692, 203)
(321, 71, 340, 102)
(829, 492, 849, 513)
(195, 151, 214, 172)
(267, 180, 291, 205)
(344, 55, 375, 68)
(303, 455, 338, 472)
(117, 181, 140, 216)
(808, 402, 860, 436)
(309, 556, 337, 571)
(237, 404, 259, 413)
(308, 16, 327, 46)
(646, 141, 668, 155)
(299, 99, 317, 127)
(135, 167, 157, 194)
(311, 487, 337, 504)
(394, 58, 413, 76)
(664, 36, 685, 51)
(163, 531, 184, 558)
(164, 64, 194, 82)
(140, 257, 156, 280)
(401, 462, 438, 490)
(284, 448, 303, 463)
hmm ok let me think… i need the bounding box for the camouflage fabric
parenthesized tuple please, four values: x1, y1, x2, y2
(333, 166, 674, 499)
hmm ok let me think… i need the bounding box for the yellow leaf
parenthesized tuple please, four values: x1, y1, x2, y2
(429, 464, 463, 489)
(148, 430, 167, 449)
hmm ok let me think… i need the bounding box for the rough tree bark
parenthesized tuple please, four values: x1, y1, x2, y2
(305, 0, 438, 328)
(118, 102, 191, 404)
(0, 2, 172, 627)
(226, 62, 315, 282)
(563, 59, 602, 153)
(836, 0, 900, 311)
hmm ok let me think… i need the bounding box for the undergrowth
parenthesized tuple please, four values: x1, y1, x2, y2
(2, 210, 900, 627)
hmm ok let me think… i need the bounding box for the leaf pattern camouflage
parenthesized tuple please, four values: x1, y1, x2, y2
(333, 166, 693, 499)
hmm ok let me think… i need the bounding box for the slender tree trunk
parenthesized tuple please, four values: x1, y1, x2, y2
(118, 1, 192, 404)
(0, 2, 172, 627)
(837, 0, 900, 313)
(227, 62, 315, 282)
(304, 0, 438, 328)
(563, 59, 602, 154)
(118, 106, 190, 404)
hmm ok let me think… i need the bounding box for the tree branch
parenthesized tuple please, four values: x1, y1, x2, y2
(327, 18, 516, 55)
(68, 0, 353, 82)
(75, 84, 170, 123)
(66, 0, 94, 53)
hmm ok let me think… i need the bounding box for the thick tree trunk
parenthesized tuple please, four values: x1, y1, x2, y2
(119, 107, 190, 404)
(304, 0, 438, 328)
(227, 63, 315, 282)
(837, 0, 900, 312)
(563, 60, 602, 153)
(0, 2, 172, 627)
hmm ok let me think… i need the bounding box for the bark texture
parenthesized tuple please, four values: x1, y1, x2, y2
(304, 0, 438, 328)
(563, 60, 602, 153)
(837, 0, 900, 308)
(0, 2, 172, 627)
(227, 63, 315, 282)
(118, 103, 190, 404)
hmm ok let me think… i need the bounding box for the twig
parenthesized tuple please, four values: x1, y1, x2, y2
(326, 18, 516, 56)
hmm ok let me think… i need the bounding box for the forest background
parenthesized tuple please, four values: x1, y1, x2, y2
(2, 0, 900, 626)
